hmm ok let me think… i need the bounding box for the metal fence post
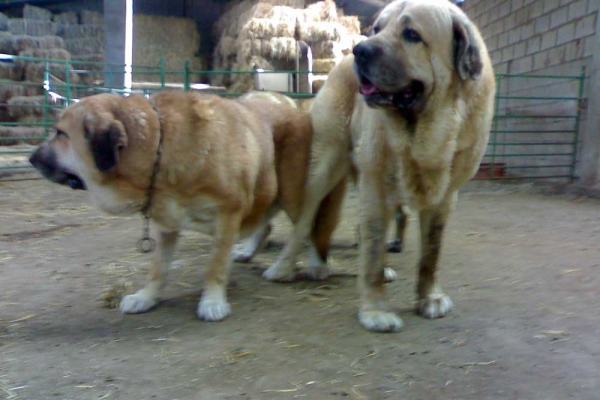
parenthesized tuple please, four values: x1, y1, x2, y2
(184, 60, 190, 91)
(570, 67, 586, 182)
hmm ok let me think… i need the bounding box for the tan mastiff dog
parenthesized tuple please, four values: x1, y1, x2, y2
(263, 0, 495, 332)
(29, 90, 316, 322)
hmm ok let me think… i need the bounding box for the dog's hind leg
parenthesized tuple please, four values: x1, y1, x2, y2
(197, 210, 243, 322)
(305, 177, 347, 280)
(120, 229, 180, 314)
(231, 223, 272, 263)
(387, 206, 407, 253)
(263, 156, 349, 282)
(416, 191, 456, 319)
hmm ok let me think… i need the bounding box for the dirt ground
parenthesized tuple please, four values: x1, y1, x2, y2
(1, 178, 599, 400)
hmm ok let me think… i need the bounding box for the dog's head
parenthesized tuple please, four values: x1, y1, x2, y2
(353, 0, 484, 117)
(29, 94, 149, 215)
(30, 94, 128, 190)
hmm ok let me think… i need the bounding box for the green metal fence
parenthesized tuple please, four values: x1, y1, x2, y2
(476, 69, 586, 182)
(0, 55, 587, 182)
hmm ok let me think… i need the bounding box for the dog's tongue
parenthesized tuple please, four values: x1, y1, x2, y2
(359, 81, 380, 96)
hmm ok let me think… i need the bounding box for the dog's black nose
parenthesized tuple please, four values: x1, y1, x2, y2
(29, 149, 40, 167)
(353, 41, 380, 67)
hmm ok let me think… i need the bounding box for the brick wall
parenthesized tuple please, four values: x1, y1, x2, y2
(462, 0, 600, 184)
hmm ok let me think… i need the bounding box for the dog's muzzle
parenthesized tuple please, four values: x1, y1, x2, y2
(29, 146, 86, 190)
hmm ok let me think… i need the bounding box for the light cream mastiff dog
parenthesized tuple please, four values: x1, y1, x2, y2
(29, 90, 315, 322)
(263, 0, 496, 332)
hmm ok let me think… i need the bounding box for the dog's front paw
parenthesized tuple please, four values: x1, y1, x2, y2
(197, 298, 231, 321)
(358, 309, 404, 332)
(231, 244, 253, 263)
(383, 267, 397, 282)
(119, 291, 158, 314)
(262, 264, 296, 282)
(418, 293, 453, 319)
(305, 265, 330, 281)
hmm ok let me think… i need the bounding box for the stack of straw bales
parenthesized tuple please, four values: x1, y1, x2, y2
(133, 14, 204, 83)
(213, 0, 366, 93)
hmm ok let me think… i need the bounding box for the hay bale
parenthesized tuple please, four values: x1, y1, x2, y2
(300, 22, 347, 42)
(307, 0, 338, 22)
(24, 62, 80, 84)
(0, 63, 23, 80)
(308, 40, 342, 59)
(58, 24, 104, 40)
(216, 36, 237, 58)
(53, 12, 79, 25)
(0, 126, 46, 145)
(8, 19, 56, 37)
(7, 95, 45, 119)
(311, 75, 328, 93)
(338, 16, 361, 35)
(0, 31, 13, 53)
(340, 34, 367, 55)
(23, 4, 53, 21)
(80, 10, 103, 25)
(64, 37, 103, 56)
(312, 58, 337, 73)
(0, 12, 9, 31)
(269, 37, 297, 60)
(134, 14, 202, 83)
(16, 48, 71, 67)
(0, 82, 41, 103)
(12, 35, 65, 53)
(241, 19, 295, 40)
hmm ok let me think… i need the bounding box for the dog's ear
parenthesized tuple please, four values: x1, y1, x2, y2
(84, 113, 128, 173)
(451, 11, 483, 80)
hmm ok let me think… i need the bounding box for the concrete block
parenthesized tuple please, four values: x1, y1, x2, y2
(543, 0, 560, 14)
(500, 2, 511, 18)
(564, 38, 584, 60)
(550, 6, 568, 28)
(533, 49, 550, 70)
(521, 21, 535, 40)
(575, 14, 596, 38)
(568, 0, 588, 19)
(526, 36, 541, 54)
(540, 29, 557, 50)
(557, 21, 576, 44)
(511, 0, 525, 12)
(511, 55, 533, 73)
(513, 41, 527, 58)
(535, 14, 550, 34)
(529, 0, 544, 18)
(509, 26, 522, 44)
(504, 14, 516, 30)
(502, 46, 514, 62)
(498, 31, 509, 48)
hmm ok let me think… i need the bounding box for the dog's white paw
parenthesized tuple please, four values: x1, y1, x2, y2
(383, 267, 397, 282)
(305, 265, 330, 281)
(418, 294, 453, 319)
(119, 291, 158, 314)
(197, 298, 231, 322)
(358, 309, 404, 332)
(231, 243, 253, 263)
(262, 264, 296, 282)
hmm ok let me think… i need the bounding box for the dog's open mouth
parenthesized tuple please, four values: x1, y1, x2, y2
(359, 78, 425, 111)
(62, 173, 86, 190)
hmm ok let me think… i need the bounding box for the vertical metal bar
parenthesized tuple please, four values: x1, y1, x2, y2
(184, 60, 190, 91)
(43, 63, 50, 138)
(570, 66, 586, 182)
(159, 57, 165, 89)
(489, 74, 502, 178)
(64, 60, 71, 105)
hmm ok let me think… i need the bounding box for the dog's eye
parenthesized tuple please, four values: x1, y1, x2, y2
(373, 25, 381, 34)
(403, 28, 422, 43)
(55, 129, 68, 138)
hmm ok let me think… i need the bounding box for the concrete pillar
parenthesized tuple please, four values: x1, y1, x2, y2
(103, 0, 126, 88)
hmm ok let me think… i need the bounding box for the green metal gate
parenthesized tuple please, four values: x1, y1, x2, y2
(477, 69, 586, 181)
